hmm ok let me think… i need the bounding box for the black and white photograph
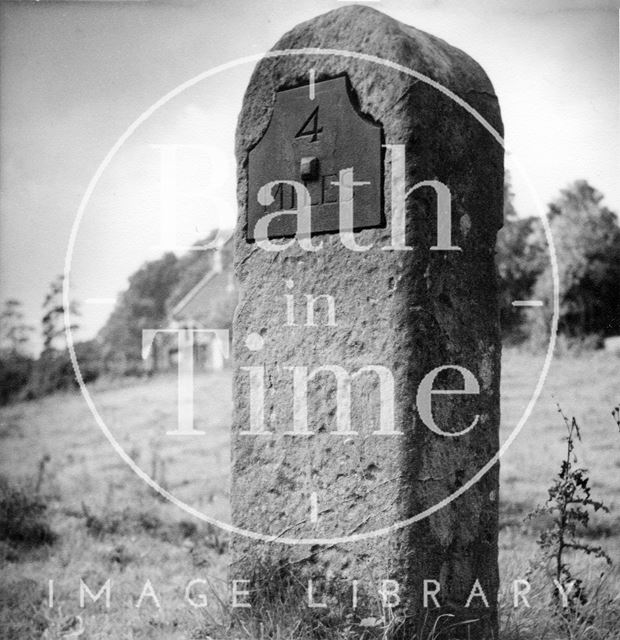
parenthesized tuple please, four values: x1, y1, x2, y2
(0, 1, 619, 638)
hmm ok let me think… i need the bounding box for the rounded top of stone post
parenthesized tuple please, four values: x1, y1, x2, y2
(236, 5, 502, 160)
(282, 5, 495, 92)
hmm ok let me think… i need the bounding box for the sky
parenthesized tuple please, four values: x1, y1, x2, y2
(1, 0, 618, 349)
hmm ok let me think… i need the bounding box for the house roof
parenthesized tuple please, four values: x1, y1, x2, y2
(171, 234, 234, 319)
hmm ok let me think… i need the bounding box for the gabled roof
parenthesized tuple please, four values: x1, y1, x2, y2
(171, 234, 234, 319)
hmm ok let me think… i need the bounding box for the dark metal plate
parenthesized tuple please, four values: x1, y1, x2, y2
(247, 76, 382, 240)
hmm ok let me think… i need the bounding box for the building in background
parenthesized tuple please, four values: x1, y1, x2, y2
(148, 237, 236, 373)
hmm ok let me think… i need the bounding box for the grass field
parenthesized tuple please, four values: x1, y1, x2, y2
(1, 348, 618, 639)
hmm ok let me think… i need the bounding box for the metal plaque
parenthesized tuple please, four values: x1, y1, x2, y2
(247, 76, 383, 240)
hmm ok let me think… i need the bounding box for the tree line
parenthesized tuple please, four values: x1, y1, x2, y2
(1, 179, 619, 405)
(498, 179, 620, 344)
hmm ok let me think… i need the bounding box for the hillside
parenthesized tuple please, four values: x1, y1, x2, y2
(0, 349, 618, 638)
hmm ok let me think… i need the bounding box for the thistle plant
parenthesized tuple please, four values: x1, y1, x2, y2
(528, 405, 612, 612)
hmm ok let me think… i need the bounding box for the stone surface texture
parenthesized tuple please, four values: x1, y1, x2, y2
(231, 5, 503, 638)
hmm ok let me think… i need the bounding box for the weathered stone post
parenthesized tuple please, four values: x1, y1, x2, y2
(232, 6, 503, 638)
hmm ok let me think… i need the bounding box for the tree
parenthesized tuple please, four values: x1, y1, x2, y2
(41, 275, 79, 352)
(98, 253, 181, 372)
(0, 299, 34, 405)
(19, 276, 83, 399)
(495, 176, 546, 339)
(0, 299, 34, 355)
(98, 232, 237, 375)
(532, 181, 620, 340)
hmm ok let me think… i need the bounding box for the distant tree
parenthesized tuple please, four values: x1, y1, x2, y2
(19, 276, 83, 399)
(0, 299, 34, 355)
(531, 181, 620, 341)
(0, 299, 34, 405)
(99, 252, 181, 372)
(41, 275, 79, 352)
(496, 176, 546, 339)
(73, 339, 104, 385)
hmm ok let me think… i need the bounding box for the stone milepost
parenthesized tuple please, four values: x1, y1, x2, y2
(231, 5, 503, 638)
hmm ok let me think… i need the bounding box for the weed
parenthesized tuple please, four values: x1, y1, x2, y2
(195, 556, 414, 640)
(0, 578, 49, 639)
(527, 405, 614, 619)
(0, 473, 55, 549)
(148, 438, 170, 502)
(35, 453, 51, 493)
(106, 543, 135, 570)
(80, 502, 226, 555)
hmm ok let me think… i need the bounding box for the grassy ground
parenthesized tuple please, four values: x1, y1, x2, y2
(0, 349, 618, 639)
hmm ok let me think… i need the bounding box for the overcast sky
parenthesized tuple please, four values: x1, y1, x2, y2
(1, 0, 618, 347)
